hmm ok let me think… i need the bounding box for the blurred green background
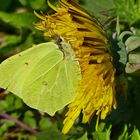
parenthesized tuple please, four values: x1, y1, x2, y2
(0, 0, 140, 140)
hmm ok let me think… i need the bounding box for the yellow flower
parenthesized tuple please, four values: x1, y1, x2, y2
(35, 0, 117, 134)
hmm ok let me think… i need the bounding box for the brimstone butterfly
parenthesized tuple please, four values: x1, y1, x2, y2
(0, 41, 81, 115)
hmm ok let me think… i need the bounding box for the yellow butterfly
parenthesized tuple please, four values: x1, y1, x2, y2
(35, 0, 117, 134)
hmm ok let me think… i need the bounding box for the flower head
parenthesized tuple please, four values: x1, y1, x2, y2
(35, 0, 117, 134)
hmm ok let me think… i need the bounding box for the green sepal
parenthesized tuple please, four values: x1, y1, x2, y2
(125, 36, 140, 53)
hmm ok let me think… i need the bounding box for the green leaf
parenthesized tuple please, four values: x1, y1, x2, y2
(1, 35, 22, 46)
(19, 0, 48, 10)
(0, 101, 9, 111)
(29, 0, 47, 10)
(83, 0, 115, 20)
(77, 133, 87, 140)
(131, 129, 140, 140)
(93, 124, 112, 140)
(113, 0, 140, 25)
(39, 117, 53, 131)
(0, 42, 81, 116)
(0, 120, 15, 135)
(19, 0, 28, 6)
(23, 115, 37, 128)
(0, 12, 37, 29)
(23, 111, 37, 128)
(118, 125, 140, 140)
(36, 126, 67, 140)
(24, 110, 34, 117)
(6, 93, 14, 106)
(14, 98, 23, 109)
(0, 34, 22, 54)
(0, 0, 11, 11)
(118, 125, 129, 140)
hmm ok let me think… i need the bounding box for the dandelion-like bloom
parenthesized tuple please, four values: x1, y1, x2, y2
(35, 0, 117, 134)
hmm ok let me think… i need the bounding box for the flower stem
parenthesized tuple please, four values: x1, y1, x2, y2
(0, 111, 38, 135)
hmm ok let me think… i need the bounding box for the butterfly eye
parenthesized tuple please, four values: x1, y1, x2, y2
(52, 34, 62, 45)
(56, 37, 62, 45)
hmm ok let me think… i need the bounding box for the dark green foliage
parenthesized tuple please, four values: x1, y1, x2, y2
(0, 0, 140, 140)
